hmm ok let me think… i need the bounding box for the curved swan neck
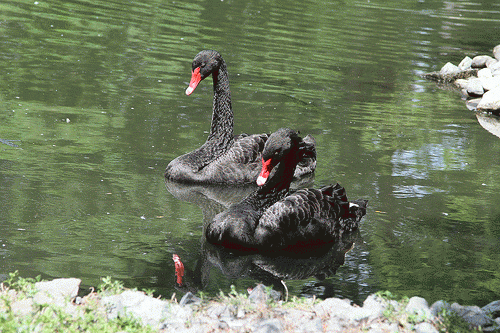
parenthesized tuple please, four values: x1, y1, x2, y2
(209, 60, 234, 145)
(252, 150, 302, 208)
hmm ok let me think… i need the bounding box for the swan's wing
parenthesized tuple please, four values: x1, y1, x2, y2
(253, 185, 367, 250)
(253, 188, 339, 249)
(205, 202, 262, 251)
(226, 133, 268, 164)
(199, 133, 268, 184)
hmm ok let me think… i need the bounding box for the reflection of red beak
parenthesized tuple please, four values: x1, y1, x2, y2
(257, 158, 273, 186)
(185, 67, 201, 95)
(172, 254, 184, 286)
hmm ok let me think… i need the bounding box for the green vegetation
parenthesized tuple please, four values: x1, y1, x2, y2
(98, 276, 126, 295)
(435, 307, 483, 333)
(2, 271, 41, 298)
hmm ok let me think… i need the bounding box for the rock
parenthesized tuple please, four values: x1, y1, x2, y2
(254, 319, 283, 333)
(450, 303, 492, 328)
(486, 58, 499, 68)
(464, 77, 484, 97)
(480, 76, 500, 91)
(483, 300, 500, 318)
(477, 87, 500, 111)
(422, 69, 478, 83)
(430, 300, 451, 317)
(415, 322, 439, 333)
(440, 62, 460, 75)
(314, 297, 354, 319)
(493, 44, 500, 61)
(458, 56, 473, 70)
(9, 297, 34, 317)
(285, 309, 323, 332)
(454, 78, 469, 89)
(179, 291, 202, 306)
(489, 60, 500, 72)
(475, 113, 500, 138)
(366, 322, 399, 333)
(478, 68, 493, 78)
(466, 98, 481, 111)
(405, 296, 433, 322)
(33, 278, 81, 307)
(248, 284, 281, 304)
(101, 290, 176, 328)
(362, 294, 388, 320)
(472, 55, 495, 68)
(205, 304, 233, 320)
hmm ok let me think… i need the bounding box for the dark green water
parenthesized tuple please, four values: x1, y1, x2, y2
(1, 0, 500, 306)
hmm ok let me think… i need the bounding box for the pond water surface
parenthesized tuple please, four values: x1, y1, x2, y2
(1, 0, 500, 307)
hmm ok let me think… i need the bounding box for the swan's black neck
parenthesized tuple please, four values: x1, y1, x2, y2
(249, 148, 303, 210)
(208, 60, 234, 147)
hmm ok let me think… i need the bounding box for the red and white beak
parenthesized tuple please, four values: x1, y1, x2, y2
(257, 158, 273, 186)
(185, 67, 202, 95)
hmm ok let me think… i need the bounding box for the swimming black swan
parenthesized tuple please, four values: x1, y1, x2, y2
(164, 50, 316, 184)
(205, 128, 368, 252)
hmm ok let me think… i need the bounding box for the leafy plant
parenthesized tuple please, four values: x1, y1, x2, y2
(98, 276, 125, 294)
(2, 270, 41, 297)
(436, 308, 482, 333)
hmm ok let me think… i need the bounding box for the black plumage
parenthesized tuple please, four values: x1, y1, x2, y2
(205, 128, 368, 252)
(165, 50, 316, 184)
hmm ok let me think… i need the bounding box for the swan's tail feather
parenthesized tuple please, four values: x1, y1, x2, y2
(349, 199, 368, 219)
(321, 183, 368, 233)
(340, 198, 368, 232)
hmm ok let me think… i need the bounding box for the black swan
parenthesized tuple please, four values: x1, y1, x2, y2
(164, 50, 316, 184)
(205, 128, 368, 252)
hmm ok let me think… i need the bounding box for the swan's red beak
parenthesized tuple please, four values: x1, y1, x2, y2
(185, 67, 202, 95)
(257, 158, 273, 186)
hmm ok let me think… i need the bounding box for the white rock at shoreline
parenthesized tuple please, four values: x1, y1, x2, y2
(440, 62, 460, 75)
(472, 55, 495, 68)
(493, 44, 500, 61)
(465, 78, 485, 96)
(478, 67, 493, 78)
(489, 60, 500, 72)
(480, 76, 500, 91)
(458, 56, 472, 70)
(33, 278, 81, 307)
(477, 87, 500, 111)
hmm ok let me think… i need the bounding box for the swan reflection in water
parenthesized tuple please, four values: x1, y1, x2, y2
(165, 177, 363, 298)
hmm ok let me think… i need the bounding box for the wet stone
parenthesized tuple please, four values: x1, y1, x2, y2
(472, 55, 495, 68)
(440, 62, 460, 75)
(465, 77, 484, 97)
(493, 44, 500, 60)
(458, 56, 473, 70)
(478, 87, 500, 111)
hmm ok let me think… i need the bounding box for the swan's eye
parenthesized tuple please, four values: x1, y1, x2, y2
(201, 62, 206, 68)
